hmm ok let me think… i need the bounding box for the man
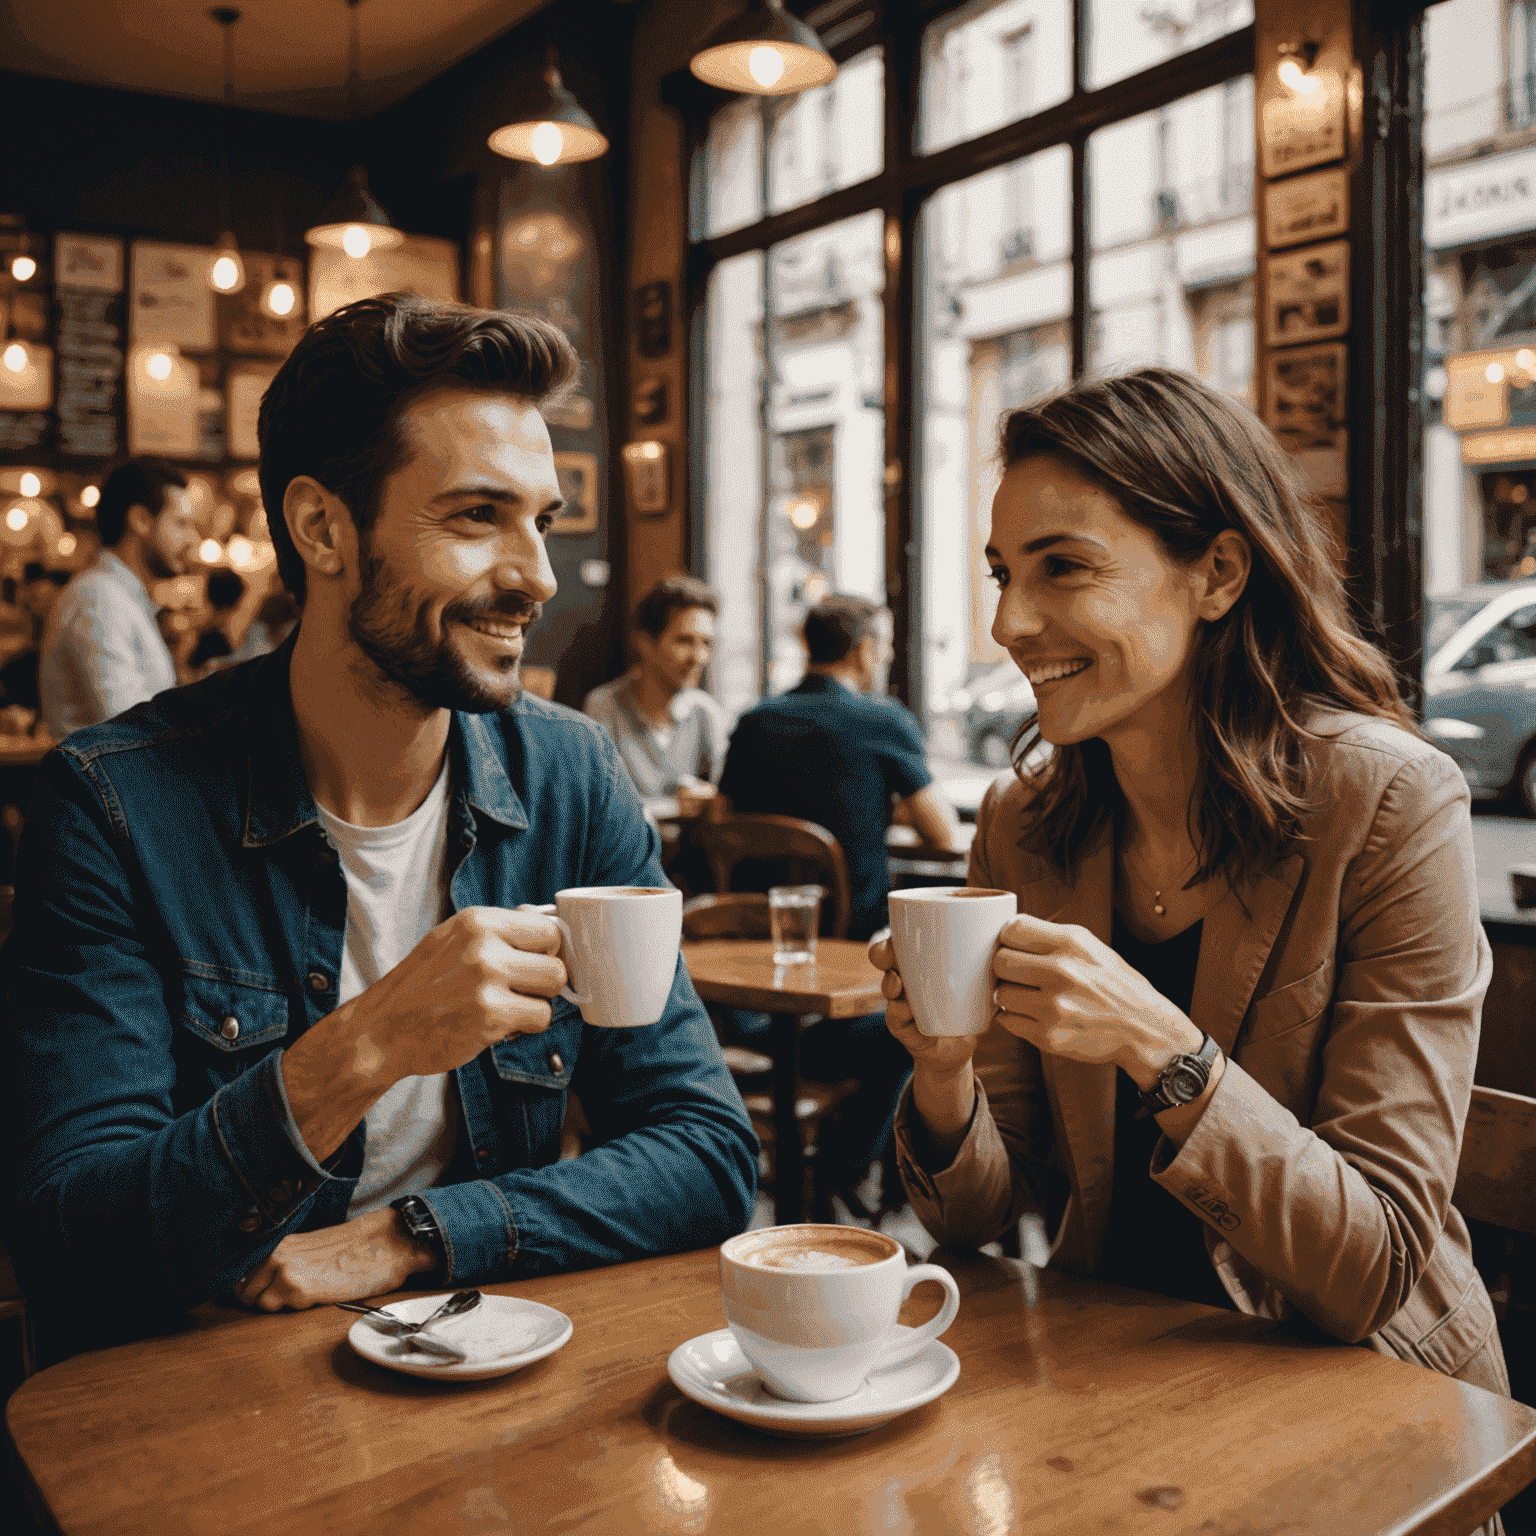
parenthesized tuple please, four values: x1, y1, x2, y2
(583, 576, 727, 804)
(720, 594, 962, 941)
(5, 295, 756, 1356)
(717, 594, 962, 1214)
(38, 458, 197, 738)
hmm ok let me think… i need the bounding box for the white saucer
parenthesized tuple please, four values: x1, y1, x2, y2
(666, 1326, 960, 1438)
(347, 1293, 573, 1381)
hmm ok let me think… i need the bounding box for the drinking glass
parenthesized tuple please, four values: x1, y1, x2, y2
(769, 885, 822, 964)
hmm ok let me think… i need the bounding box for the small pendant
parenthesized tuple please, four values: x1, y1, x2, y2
(1152, 891, 1165, 916)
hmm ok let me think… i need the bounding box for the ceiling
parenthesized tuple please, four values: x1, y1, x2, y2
(2, 0, 555, 118)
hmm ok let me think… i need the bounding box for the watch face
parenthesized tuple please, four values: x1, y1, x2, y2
(1163, 1061, 1207, 1103)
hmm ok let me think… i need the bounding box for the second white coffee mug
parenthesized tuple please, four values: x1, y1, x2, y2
(519, 885, 681, 1028)
(887, 885, 1017, 1036)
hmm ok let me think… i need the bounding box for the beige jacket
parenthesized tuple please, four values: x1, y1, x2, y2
(895, 711, 1508, 1394)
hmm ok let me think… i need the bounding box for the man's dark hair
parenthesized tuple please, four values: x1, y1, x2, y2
(257, 293, 580, 602)
(95, 459, 188, 549)
(803, 594, 884, 664)
(206, 571, 245, 611)
(632, 575, 719, 641)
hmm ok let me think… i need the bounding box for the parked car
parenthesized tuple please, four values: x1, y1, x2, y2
(1424, 581, 1536, 813)
(947, 659, 1036, 768)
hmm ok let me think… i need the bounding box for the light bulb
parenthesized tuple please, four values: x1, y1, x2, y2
(748, 46, 787, 89)
(342, 225, 372, 259)
(1488, 363, 1506, 384)
(199, 538, 223, 564)
(1278, 58, 1320, 95)
(57, 533, 76, 556)
(211, 254, 243, 292)
(264, 280, 296, 318)
(10, 255, 36, 282)
(18, 472, 40, 497)
(530, 122, 564, 166)
(2, 343, 25, 373)
(227, 535, 254, 568)
(80, 485, 101, 509)
(5, 507, 28, 532)
(1520, 350, 1536, 372)
(147, 352, 174, 382)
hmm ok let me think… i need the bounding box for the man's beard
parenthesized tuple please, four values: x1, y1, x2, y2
(348, 544, 542, 714)
(144, 539, 182, 579)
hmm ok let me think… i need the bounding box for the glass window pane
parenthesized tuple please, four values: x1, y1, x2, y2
(704, 251, 766, 719)
(764, 211, 886, 694)
(1086, 0, 1251, 91)
(1087, 78, 1255, 406)
(699, 97, 763, 240)
(767, 48, 884, 216)
(917, 146, 1072, 757)
(917, 0, 1072, 155)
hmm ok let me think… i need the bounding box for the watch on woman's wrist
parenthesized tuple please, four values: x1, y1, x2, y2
(390, 1195, 447, 1277)
(1135, 1032, 1220, 1120)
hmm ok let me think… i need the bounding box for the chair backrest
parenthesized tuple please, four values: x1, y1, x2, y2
(1454, 1085, 1536, 1237)
(681, 892, 774, 942)
(699, 812, 853, 939)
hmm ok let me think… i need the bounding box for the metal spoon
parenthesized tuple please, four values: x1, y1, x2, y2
(337, 1290, 481, 1358)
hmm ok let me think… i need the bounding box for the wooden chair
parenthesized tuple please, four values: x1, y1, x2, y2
(0, 1239, 36, 1380)
(699, 813, 853, 938)
(681, 893, 859, 1217)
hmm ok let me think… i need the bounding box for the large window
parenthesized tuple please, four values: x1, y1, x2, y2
(694, 0, 1254, 757)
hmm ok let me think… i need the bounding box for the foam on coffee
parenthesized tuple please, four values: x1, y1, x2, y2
(736, 1228, 893, 1272)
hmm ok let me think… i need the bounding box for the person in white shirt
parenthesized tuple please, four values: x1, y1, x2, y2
(39, 459, 198, 738)
(583, 575, 728, 807)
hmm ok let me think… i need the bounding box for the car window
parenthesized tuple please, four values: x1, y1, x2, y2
(1457, 606, 1536, 669)
(1425, 596, 1486, 657)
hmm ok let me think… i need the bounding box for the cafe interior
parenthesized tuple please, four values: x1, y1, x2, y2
(5, 0, 1536, 1531)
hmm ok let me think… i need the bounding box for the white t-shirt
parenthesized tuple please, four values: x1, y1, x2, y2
(317, 761, 459, 1217)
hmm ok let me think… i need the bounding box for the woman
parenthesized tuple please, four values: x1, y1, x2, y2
(875, 367, 1507, 1406)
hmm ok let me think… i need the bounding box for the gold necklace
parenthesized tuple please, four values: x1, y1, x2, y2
(1123, 841, 1200, 918)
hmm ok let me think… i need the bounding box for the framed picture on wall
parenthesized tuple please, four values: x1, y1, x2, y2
(1265, 342, 1348, 500)
(1265, 240, 1350, 346)
(1264, 168, 1349, 250)
(551, 451, 599, 535)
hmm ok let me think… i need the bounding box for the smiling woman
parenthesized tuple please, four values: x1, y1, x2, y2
(873, 367, 1510, 1434)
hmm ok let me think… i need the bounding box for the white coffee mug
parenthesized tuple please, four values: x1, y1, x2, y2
(518, 885, 681, 1028)
(887, 886, 1018, 1036)
(719, 1224, 962, 1403)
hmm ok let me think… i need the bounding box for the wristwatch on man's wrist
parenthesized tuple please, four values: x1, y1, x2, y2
(390, 1195, 447, 1276)
(1135, 1032, 1220, 1120)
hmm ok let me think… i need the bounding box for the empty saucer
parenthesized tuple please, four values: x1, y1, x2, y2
(666, 1326, 959, 1437)
(347, 1293, 573, 1381)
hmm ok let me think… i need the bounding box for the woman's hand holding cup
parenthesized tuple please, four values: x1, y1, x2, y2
(869, 933, 983, 1079)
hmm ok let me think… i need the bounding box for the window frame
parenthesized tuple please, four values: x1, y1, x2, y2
(685, 0, 1256, 711)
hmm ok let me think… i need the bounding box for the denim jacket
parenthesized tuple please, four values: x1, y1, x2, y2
(5, 638, 757, 1326)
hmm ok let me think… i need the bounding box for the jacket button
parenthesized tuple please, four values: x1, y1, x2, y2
(476, 1148, 490, 1161)
(221, 1016, 240, 1041)
(548, 1052, 564, 1073)
(307, 972, 330, 994)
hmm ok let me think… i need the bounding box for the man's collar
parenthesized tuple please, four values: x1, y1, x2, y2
(99, 548, 159, 618)
(622, 670, 690, 725)
(794, 671, 854, 695)
(240, 631, 528, 847)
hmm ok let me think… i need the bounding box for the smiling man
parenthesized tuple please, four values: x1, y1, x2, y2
(5, 295, 756, 1359)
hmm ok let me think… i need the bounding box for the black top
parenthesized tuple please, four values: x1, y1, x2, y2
(717, 674, 932, 940)
(1096, 915, 1233, 1311)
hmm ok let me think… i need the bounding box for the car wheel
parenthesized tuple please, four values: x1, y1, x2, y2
(1518, 740, 1536, 818)
(977, 730, 1013, 769)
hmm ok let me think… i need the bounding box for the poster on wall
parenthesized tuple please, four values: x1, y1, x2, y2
(226, 361, 281, 460)
(131, 243, 216, 350)
(1266, 343, 1348, 500)
(307, 235, 459, 323)
(1264, 168, 1349, 250)
(1265, 240, 1350, 346)
(551, 452, 599, 534)
(1260, 74, 1347, 179)
(55, 233, 124, 293)
(55, 232, 125, 459)
(222, 254, 307, 356)
(126, 346, 201, 456)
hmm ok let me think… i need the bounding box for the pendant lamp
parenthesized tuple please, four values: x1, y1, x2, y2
(305, 0, 404, 257)
(689, 0, 837, 96)
(488, 48, 609, 166)
(208, 8, 246, 295)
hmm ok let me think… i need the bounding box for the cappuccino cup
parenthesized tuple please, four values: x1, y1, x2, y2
(719, 1224, 961, 1403)
(518, 885, 681, 1028)
(887, 886, 1017, 1036)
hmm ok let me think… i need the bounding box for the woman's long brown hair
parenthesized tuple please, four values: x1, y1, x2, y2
(998, 367, 1419, 895)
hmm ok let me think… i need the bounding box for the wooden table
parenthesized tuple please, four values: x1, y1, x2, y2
(682, 937, 884, 1223)
(9, 1246, 1536, 1535)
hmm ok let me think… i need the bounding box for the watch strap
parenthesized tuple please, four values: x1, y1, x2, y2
(390, 1194, 447, 1277)
(1135, 1031, 1219, 1120)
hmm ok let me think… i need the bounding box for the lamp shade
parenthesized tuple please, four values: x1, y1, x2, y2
(689, 0, 837, 96)
(304, 165, 406, 254)
(488, 63, 609, 165)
